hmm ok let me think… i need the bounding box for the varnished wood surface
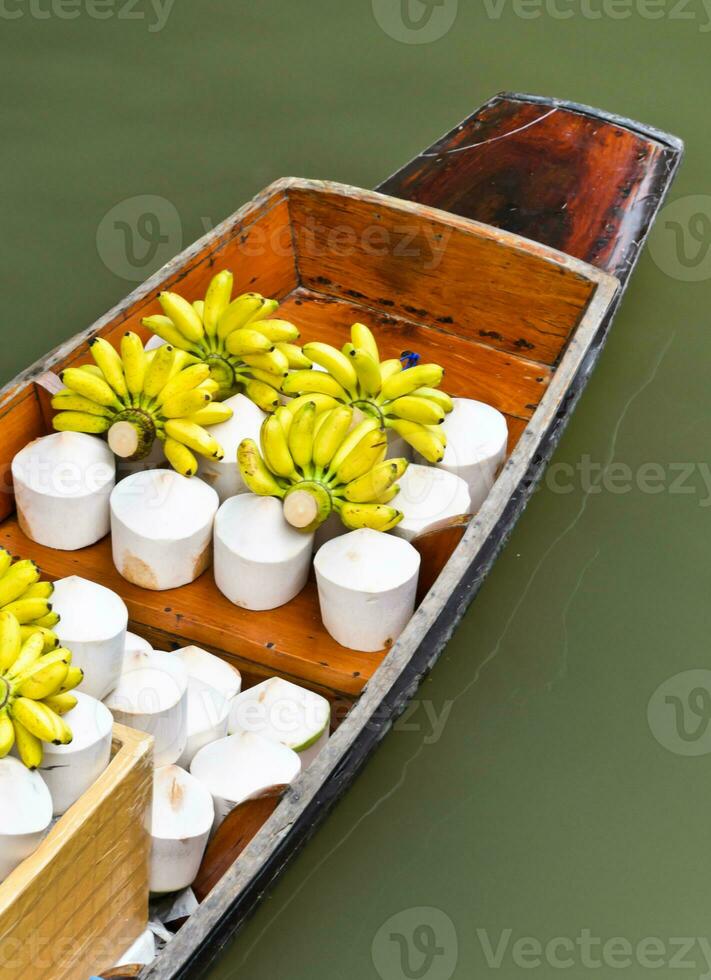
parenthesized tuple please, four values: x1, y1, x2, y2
(0, 180, 609, 697)
(379, 92, 681, 284)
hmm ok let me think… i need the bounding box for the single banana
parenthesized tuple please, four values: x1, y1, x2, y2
(12, 718, 42, 769)
(22, 583, 54, 601)
(276, 343, 312, 369)
(260, 415, 296, 478)
(203, 269, 234, 338)
(350, 322, 379, 362)
(141, 315, 196, 352)
(287, 401, 316, 473)
(53, 412, 112, 434)
(338, 501, 403, 532)
(143, 344, 177, 400)
(164, 420, 223, 459)
(61, 368, 121, 409)
(51, 392, 113, 417)
(42, 692, 78, 716)
(242, 348, 290, 377)
(302, 343, 358, 393)
(342, 458, 408, 503)
(59, 665, 84, 694)
(256, 319, 300, 343)
(155, 363, 211, 406)
(0, 560, 40, 607)
(326, 417, 382, 477)
(379, 358, 403, 383)
(312, 405, 354, 470)
(411, 386, 453, 413)
(13, 697, 71, 744)
(380, 364, 444, 401)
(217, 293, 265, 341)
(89, 337, 128, 399)
(19, 626, 59, 653)
(237, 440, 285, 497)
(15, 649, 71, 700)
(225, 329, 275, 357)
(3, 598, 53, 625)
(386, 418, 446, 463)
(284, 393, 339, 416)
(346, 346, 382, 397)
(386, 395, 445, 425)
(158, 292, 205, 344)
(186, 403, 234, 426)
(161, 389, 212, 419)
(7, 631, 46, 677)
(282, 370, 349, 401)
(335, 428, 389, 485)
(244, 379, 280, 412)
(163, 438, 199, 478)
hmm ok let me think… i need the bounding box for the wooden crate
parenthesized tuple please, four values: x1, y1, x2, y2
(0, 724, 153, 980)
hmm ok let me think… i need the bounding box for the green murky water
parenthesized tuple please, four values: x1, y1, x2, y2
(2, 2, 710, 978)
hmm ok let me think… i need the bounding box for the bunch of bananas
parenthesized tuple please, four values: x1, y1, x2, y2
(52, 333, 232, 476)
(0, 611, 83, 769)
(141, 270, 308, 412)
(238, 399, 408, 532)
(282, 323, 452, 462)
(0, 550, 58, 653)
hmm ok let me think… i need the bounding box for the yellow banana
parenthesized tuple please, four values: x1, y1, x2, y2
(256, 319, 300, 343)
(338, 502, 403, 532)
(60, 368, 121, 409)
(346, 346, 382, 397)
(386, 418, 446, 463)
(335, 428, 389, 484)
(186, 403, 234, 426)
(0, 560, 40, 607)
(59, 665, 84, 694)
(141, 315, 196, 352)
(12, 718, 41, 769)
(217, 293, 265, 341)
(0, 550, 11, 578)
(380, 364, 444, 401)
(13, 697, 71, 744)
(411, 386, 454, 413)
(42, 692, 78, 716)
(121, 330, 147, 399)
(237, 440, 285, 497)
(7, 631, 45, 677)
(15, 649, 71, 700)
(242, 348, 289, 377)
(284, 393, 339, 416)
(326, 417, 382, 476)
(276, 343, 312, 369)
(0, 711, 15, 758)
(245, 298, 279, 324)
(19, 626, 59, 653)
(312, 405, 354, 470)
(89, 337, 128, 399)
(164, 419, 223, 459)
(302, 343, 358, 393)
(22, 583, 53, 601)
(163, 438, 199, 477)
(260, 415, 296, 478)
(350, 322, 379, 362)
(161, 389, 212, 419)
(225, 329, 274, 357)
(3, 599, 53, 626)
(192, 300, 205, 321)
(53, 412, 112, 434)
(343, 458, 408, 503)
(158, 291, 205, 344)
(287, 401, 316, 472)
(282, 370, 349, 401)
(51, 391, 113, 417)
(386, 395, 445, 425)
(380, 358, 403, 383)
(143, 344, 177, 399)
(0, 613, 21, 673)
(155, 363, 211, 405)
(33, 612, 60, 630)
(203, 269, 234, 338)
(243, 379, 280, 412)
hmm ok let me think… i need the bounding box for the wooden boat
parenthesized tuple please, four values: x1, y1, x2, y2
(0, 92, 682, 979)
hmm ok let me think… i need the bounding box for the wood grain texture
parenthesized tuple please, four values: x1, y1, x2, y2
(0, 725, 153, 980)
(0, 385, 45, 522)
(288, 184, 595, 365)
(379, 93, 680, 282)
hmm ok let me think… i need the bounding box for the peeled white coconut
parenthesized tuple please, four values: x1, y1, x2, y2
(124, 630, 152, 661)
(426, 398, 508, 512)
(149, 765, 214, 894)
(190, 731, 301, 830)
(228, 677, 330, 770)
(214, 494, 313, 611)
(198, 394, 266, 502)
(110, 470, 219, 591)
(39, 692, 113, 817)
(11, 432, 115, 550)
(0, 757, 53, 882)
(314, 512, 347, 552)
(314, 528, 420, 652)
(53, 576, 128, 700)
(104, 649, 188, 767)
(390, 464, 471, 542)
(114, 929, 157, 969)
(174, 646, 242, 769)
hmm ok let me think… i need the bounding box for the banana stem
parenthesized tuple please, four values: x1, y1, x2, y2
(107, 410, 157, 460)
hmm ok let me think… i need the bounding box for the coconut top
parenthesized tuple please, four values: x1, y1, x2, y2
(190, 731, 301, 805)
(41, 691, 113, 754)
(0, 757, 53, 835)
(110, 470, 219, 540)
(176, 646, 241, 701)
(393, 464, 471, 529)
(12, 432, 115, 498)
(228, 677, 330, 752)
(53, 575, 128, 642)
(440, 398, 508, 466)
(105, 650, 188, 715)
(314, 528, 420, 592)
(151, 765, 214, 840)
(199, 395, 265, 466)
(215, 495, 313, 561)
